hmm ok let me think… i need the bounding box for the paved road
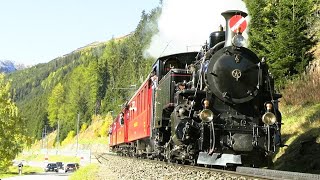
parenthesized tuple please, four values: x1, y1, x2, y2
(2, 172, 71, 180)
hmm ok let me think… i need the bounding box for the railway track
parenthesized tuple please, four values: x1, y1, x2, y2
(93, 152, 320, 180)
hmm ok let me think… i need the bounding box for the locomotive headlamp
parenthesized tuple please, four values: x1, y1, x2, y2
(262, 112, 277, 125)
(232, 34, 245, 47)
(203, 99, 210, 109)
(266, 103, 273, 111)
(178, 108, 186, 116)
(199, 109, 214, 122)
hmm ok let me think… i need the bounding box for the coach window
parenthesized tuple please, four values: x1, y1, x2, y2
(131, 101, 135, 118)
(144, 86, 146, 110)
(126, 111, 130, 122)
(144, 87, 146, 110)
(119, 112, 124, 126)
(108, 126, 112, 135)
(139, 94, 141, 113)
(144, 86, 147, 109)
(141, 90, 143, 111)
(139, 93, 142, 113)
(137, 95, 139, 114)
(146, 86, 148, 107)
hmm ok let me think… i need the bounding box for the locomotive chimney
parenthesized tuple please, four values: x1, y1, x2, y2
(221, 10, 247, 47)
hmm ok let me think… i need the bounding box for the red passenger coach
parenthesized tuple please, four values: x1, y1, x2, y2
(109, 52, 199, 155)
(109, 114, 127, 147)
(109, 123, 116, 146)
(116, 116, 126, 145)
(109, 77, 153, 153)
(127, 79, 152, 142)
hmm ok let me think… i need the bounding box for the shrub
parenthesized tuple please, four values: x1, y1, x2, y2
(61, 131, 75, 146)
(281, 60, 320, 106)
(98, 114, 113, 137)
(80, 123, 88, 133)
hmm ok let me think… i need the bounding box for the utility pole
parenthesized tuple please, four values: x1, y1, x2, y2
(57, 119, 60, 151)
(76, 113, 80, 155)
(41, 128, 44, 149)
(45, 125, 48, 155)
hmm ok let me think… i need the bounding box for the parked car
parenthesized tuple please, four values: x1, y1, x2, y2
(44, 163, 58, 172)
(56, 162, 64, 170)
(64, 163, 79, 172)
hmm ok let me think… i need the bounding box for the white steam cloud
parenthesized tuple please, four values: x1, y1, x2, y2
(145, 0, 247, 58)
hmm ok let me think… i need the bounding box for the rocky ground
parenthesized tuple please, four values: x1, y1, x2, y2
(95, 154, 259, 180)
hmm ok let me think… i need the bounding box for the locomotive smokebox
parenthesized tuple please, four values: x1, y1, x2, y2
(221, 10, 247, 47)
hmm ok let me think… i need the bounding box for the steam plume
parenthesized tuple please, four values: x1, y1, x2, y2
(145, 0, 247, 58)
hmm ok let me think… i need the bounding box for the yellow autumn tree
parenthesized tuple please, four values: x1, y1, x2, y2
(0, 74, 25, 172)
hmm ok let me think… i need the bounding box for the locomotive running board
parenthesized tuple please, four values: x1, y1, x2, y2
(197, 152, 242, 166)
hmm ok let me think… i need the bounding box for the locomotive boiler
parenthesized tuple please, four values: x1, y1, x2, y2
(109, 10, 282, 168)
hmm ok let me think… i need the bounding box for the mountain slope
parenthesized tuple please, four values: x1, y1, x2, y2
(7, 7, 161, 142)
(7, 43, 106, 139)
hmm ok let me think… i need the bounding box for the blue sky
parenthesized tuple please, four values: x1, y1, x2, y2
(0, 0, 160, 65)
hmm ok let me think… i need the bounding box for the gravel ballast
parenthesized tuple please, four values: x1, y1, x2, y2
(95, 154, 259, 180)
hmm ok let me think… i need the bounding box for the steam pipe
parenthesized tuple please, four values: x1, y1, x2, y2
(221, 10, 248, 47)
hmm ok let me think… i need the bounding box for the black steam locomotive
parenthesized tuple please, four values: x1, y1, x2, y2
(151, 10, 282, 167)
(110, 10, 282, 168)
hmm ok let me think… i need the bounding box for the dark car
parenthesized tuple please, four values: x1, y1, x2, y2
(56, 162, 63, 170)
(64, 163, 79, 172)
(45, 163, 58, 172)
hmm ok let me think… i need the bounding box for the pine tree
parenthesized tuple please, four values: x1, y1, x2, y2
(245, 0, 316, 84)
(47, 83, 65, 127)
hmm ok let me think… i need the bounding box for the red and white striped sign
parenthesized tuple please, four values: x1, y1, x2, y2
(229, 15, 247, 33)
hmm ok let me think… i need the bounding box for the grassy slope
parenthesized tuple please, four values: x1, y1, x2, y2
(0, 166, 43, 178)
(274, 104, 320, 174)
(69, 163, 99, 180)
(17, 118, 110, 162)
(9, 116, 109, 179)
(273, 44, 320, 174)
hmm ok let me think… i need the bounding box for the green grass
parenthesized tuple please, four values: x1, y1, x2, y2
(79, 137, 109, 145)
(16, 154, 80, 163)
(69, 163, 98, 180)
(0, 165, 43, 178)
(274, 103, 320, 174)
(279, 104, 320, 142)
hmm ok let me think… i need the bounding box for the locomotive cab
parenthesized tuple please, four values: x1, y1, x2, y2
(152, 52, 199, 147)
(163, 58, 180, 74)
(151, 52, 199, 81)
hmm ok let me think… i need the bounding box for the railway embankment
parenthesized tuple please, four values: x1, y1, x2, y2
(273, 104, 320, 174)
(273, 45, 320, 174)
(16, 117, 110, 164)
